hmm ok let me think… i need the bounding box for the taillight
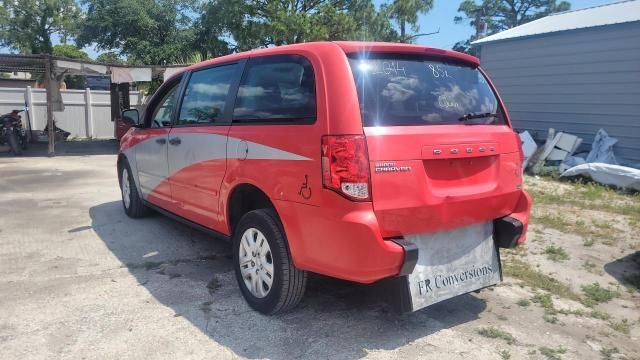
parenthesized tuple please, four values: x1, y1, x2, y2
(321, 135, 371, 201)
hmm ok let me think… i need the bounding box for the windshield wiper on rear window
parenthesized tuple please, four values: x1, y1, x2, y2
(458, 112, 498, 122)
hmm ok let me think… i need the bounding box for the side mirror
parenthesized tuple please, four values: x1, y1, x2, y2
(122, 109, 140, 126)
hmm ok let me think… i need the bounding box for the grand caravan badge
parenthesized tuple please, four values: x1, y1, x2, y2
(375, 161, 412, 173)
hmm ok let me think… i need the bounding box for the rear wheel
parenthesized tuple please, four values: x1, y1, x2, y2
(119, 159, 150, 218)
(233, 209, 307, 314)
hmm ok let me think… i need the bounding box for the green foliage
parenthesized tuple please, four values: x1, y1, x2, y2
(504, 259, 580, 301)
(96, 52, 126, 65)
(78, 0, 400, 64)
(53, 44, 89, 60)
(516, 299, 530, 307)
(0, 0, 80, 54)
(608, 319, 630, 335)
(581, 283, 619, 307)
(453, 0, 571, 54)
(543, 245, 570, 262)
(78, 0, 197, 64)
(477, 326, 516, 345)
(539, 346, 566, 360)
(600, 347, 619, 360)
(498, 349, 511, 360)
(383, 0, 434, 41)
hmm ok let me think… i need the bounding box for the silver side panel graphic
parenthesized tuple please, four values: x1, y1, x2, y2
(126, 132, 312, 199)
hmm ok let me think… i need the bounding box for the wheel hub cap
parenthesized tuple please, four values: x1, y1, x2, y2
(239, 228, 274, 298)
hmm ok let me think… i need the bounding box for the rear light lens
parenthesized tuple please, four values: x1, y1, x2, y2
(321, 135, 371, 201)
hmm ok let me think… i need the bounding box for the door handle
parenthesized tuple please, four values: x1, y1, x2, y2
(169, 137, 181, 146)
(155, 138, 166, 145)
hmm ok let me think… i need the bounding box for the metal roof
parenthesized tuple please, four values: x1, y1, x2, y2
(473, 0, 640, 45)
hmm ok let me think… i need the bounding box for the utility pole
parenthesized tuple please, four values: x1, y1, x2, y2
(44, 54, 55, 157)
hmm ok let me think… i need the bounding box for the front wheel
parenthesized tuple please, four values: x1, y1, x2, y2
(233, 209, 307, 314)
(118, 159, 150, 218)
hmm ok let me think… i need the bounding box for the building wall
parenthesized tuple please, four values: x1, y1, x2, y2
(479, 21, 640, 164)
(0, 87, 145, 139)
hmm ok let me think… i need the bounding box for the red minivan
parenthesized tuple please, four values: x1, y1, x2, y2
(117, 42, 532, 314)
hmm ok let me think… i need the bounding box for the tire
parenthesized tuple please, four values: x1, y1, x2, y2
(8, 132, 22, 156)
(118, 158, 150, 218)
(20, 135, 28, 150)
(233, 209, 307, 314)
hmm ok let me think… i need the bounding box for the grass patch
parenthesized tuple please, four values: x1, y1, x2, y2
(544, 245, 570, 262)
(477, 327, 516, 345)
(608, 319, 630, 335)
(543, 313, 559, 324)
(539, 346, 567, 360)
(583, 238, 595, 247)
(531, 293, 560, 323)
(531, 211, 618, 241)
(504, 259, 580, 301)
(581, 283, 619, 307)
(516, 299, 530, 307)
(528, 177, 640, 217)
(498, 349, 511, 360)
(600, 347, 619, 360)
(532, 213, 572, 232)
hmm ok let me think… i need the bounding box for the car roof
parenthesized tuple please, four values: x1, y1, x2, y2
(176, 41, 480, 79)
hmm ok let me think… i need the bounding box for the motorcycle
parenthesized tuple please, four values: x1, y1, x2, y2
(0, 109, 28, 156)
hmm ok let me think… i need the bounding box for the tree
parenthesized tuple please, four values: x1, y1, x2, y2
(384, 0, 434, 42)
(0, 0, 80, 54)
(78, 0, 196, 64)
(52, 44, 89, 60)
(454, 0, 571, 54)
(95, 52, 126, 65)
(193, 0, 400, 54)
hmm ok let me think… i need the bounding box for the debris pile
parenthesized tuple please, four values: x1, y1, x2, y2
(520, 128, 640, 191)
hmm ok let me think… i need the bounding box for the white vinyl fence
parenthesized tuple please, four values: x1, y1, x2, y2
(0, 87, 144, 139)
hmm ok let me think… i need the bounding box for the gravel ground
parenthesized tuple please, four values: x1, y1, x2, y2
(0, 143, 638, 359)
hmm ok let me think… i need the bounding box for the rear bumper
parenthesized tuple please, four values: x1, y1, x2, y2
(275, 189, 531, 284)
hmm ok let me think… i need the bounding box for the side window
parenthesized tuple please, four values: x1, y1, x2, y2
(148, 82, 180, 128)
(177, 64, 239, 125)
(233, 55, 315, 122)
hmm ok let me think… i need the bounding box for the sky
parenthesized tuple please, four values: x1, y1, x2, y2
(373, 0, 620, 50)
(2, 0, 621, 59)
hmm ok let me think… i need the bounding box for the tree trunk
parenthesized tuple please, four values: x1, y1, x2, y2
(400, 19, 406, 42)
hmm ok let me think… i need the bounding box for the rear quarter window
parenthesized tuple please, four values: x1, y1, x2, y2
(233, 55, 315, 123)
(349, 56, 506, 127)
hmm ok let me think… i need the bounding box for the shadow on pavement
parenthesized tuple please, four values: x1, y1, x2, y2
(0, 140, 118, 158)
(89, 200, 487, 359)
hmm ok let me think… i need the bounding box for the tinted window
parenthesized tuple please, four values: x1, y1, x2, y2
(177, 64, 239, 125)
(149, 83, 180, 128)
(233, 55, 315, 122)
(348, 57, 506, 126)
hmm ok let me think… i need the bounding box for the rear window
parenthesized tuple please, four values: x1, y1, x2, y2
(348, 56, 506, 127)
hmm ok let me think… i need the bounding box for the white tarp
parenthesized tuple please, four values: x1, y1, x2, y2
(561, 163, 640, 191)
(55, 60, 108, 75)
(110, 67, 152, 83)
(586, 129, 618, 165)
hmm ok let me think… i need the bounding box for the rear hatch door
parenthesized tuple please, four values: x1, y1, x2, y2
(348, 56, 523, 237)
